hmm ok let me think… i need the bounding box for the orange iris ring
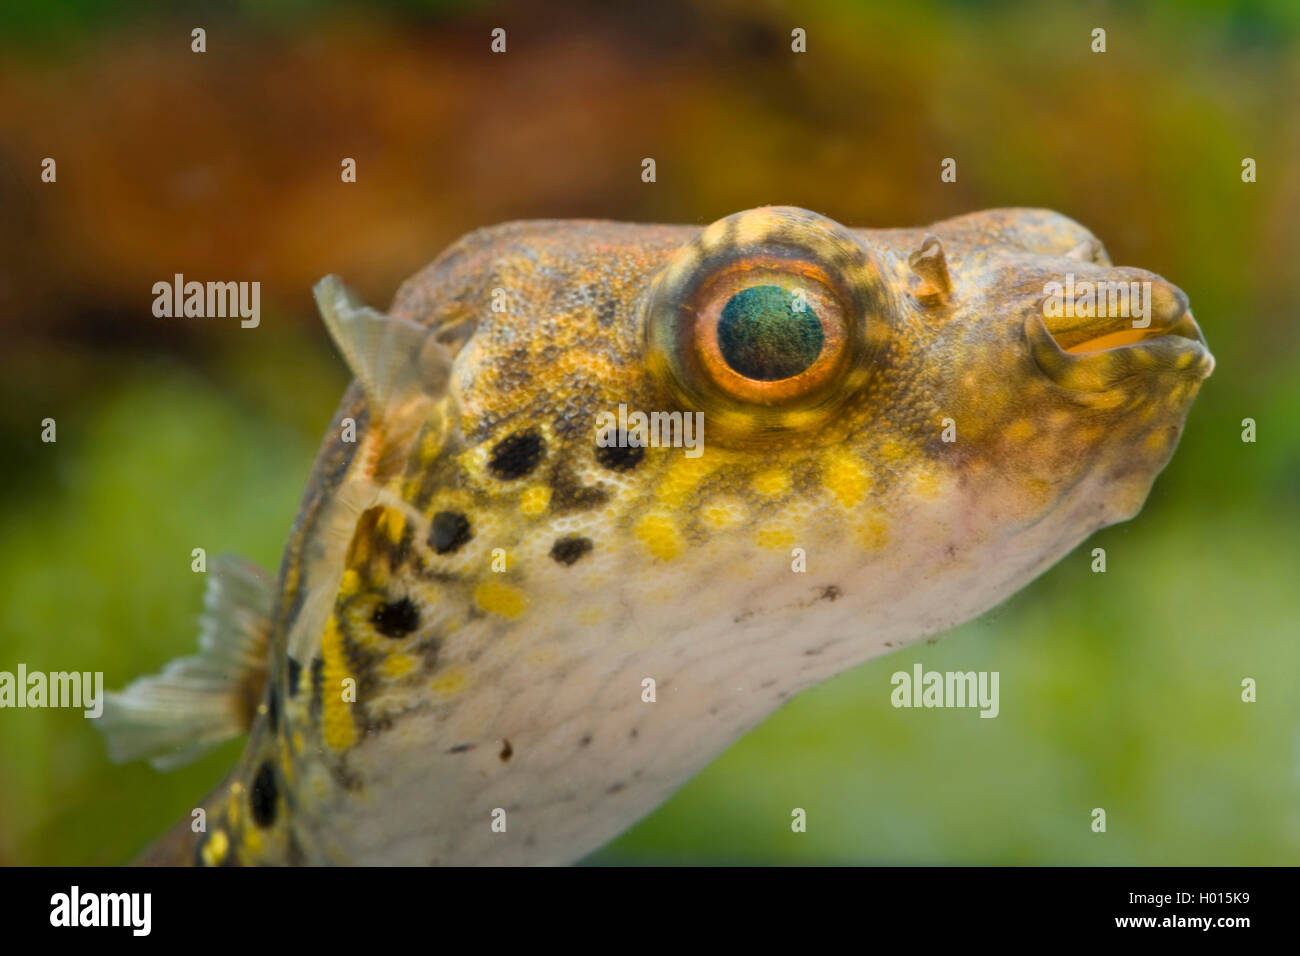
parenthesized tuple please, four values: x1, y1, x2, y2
(688, 263, 850, 406)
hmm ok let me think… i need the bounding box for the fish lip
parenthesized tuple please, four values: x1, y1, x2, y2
(1025, 309, 1215, 392)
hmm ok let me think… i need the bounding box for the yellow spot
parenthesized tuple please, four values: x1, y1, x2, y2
(384, 512, 407, 547)
(822, 450, 870, 507)
(1047, 409, 1074, 430)
(636, 513, 684, 561)
(1003, 419, 1035, 443)
(756, 527, 795, 549)
(519, 486, 551, 516)
(878, 440, 907, 462)
(201, 829, 229, 866)
(656, 455, 718, 507)
(368, 554, 389, 589)
(1020, 478, 1054, 510)
(283, 558, 300, 606)
(474, 580, 528, 618)
(321, 615, 357, 751)
(700, 497, 745, 530)
(911, 470, 943, 500)
(577, 606, 606, 626)
(859, 514, 891, 551)
(752, 469, 790, 497)
(420, 427, 442, 465)
(1076, 425, 1105, 447)
(1144, 430, 1168, 452)
(279, 738, 294, 786)
(349, 527, 372, 567)
(226, 787, 241, 828)
(1088, 390, 1126, 411)
(340, 569, 361, 598)
(432, 667, 468, 698)
(383, 653, 415, 678)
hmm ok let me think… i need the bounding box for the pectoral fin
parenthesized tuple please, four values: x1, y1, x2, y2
(97, 555, 273, 771)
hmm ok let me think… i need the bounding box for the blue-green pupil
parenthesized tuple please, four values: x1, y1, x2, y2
(716, 285, 824, 381)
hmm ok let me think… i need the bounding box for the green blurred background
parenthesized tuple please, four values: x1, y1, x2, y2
(1, 0, 1297, 865)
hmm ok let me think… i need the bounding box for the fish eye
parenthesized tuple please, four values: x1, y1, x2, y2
(718, 285, 824, 381)
(645, 207, 888, 435)
(689, 269, 849, 405)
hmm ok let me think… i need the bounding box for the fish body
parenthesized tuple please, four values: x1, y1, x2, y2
(99, 206, 1213, 865)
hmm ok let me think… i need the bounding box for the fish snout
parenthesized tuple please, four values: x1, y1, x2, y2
(1025, 269, 1214, 392)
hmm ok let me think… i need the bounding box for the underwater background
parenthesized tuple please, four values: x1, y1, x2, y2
(1, 0, 1297, 864)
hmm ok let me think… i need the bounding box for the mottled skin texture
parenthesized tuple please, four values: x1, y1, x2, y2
(138, 206, 1212, 866)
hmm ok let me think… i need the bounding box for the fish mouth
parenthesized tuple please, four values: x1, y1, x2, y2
(1026, 281, 1214, 392)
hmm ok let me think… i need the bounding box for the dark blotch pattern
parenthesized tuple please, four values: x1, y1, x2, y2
(500, 739, 513, 762)
(488, 429, 545, 480)
(595, 433, 645, 471)
(310, 656, 323, 707)
(250, 761, 278, 828)
(372, 597, 420, 638)
(550, 535, 594, 566)
(429, 510, 472, 554)
(287, 657, 301, 697)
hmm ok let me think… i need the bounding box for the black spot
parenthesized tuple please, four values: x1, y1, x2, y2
(818, 585, 842, 602)
(250, 761, 278, 828)
(550, 535, 594, 566)
(448, 743, 475, 754)
(500, 739, 513, 762)
(372, 597, 419, 638)
(330, 759, 364, 793)
(310, 656, 323, 709)
(488, 430, 545, 480)
(267, 687, 279, 733)
(429, 510, 472, 554)
(287, 657, 301, 697)
(363, 714, 394, 736)
(606, 782, 626, 794)
(595, 433, 645, 471)
(579, 733, 592, 747)
(596, 298, 618, 327)
(549, 463, 610, 513)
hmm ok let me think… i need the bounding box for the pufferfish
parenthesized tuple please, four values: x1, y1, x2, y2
(98, 205, 1213, 865)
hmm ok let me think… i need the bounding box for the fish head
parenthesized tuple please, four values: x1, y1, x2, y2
(413, 205, 1214, 638)
(280, 205, 1212, 864)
